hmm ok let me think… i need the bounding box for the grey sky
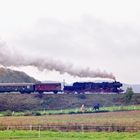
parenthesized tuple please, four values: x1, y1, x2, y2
(0, 0, 140, 84)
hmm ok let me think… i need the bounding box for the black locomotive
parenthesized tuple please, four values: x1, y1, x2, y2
(64, 81, 123, 94)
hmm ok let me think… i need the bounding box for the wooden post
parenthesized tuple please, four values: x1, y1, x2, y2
(38, 125, 41, 138)
(29, 125, 32, 131)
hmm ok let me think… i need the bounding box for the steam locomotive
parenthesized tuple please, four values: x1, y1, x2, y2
(0, 81, 123, 94)
(64, 81, 123, 94)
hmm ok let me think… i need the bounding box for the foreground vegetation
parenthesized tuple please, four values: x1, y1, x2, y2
(0, 130, 139, 140)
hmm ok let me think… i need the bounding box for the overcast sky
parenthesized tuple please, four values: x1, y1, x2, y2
(0, 0, 140, 84)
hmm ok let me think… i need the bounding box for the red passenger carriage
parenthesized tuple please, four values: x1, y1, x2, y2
(35, 83, 62, 94)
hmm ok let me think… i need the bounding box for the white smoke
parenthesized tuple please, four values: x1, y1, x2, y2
(0, 40, 116, 80)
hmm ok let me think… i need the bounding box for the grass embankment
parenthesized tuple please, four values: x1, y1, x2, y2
(0, 93, 139, 111)
(0, 131, 140, 140)
(0, 105, 140, 116)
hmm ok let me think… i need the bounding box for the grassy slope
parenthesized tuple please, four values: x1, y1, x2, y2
(0, 93, 139, 111)
(40, 93, 140, 109)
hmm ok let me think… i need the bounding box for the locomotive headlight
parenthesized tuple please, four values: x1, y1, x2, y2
(27, 85, 30, 89)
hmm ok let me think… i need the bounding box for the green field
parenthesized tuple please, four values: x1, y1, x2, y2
(0, 107, 139, 139)
(0, 130, 140, 140)
(0, 109, 139, 140)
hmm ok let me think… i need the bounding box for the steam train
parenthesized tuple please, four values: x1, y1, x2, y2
(0, 81, 123, 94)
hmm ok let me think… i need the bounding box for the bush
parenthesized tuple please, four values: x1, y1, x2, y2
(68, 111, 76, 114)
(33, 111, 42, 116)
(24, 111, 33, 116)
(3, 110, 12, 116)
(77, 94, 86, 99)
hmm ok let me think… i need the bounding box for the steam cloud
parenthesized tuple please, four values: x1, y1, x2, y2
(0, 40, 116, 80)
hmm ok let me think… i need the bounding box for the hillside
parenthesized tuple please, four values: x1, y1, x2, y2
(0, 67, 37, 83)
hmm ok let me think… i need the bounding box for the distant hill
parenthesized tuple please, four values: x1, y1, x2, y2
(0, 67, 37, 83)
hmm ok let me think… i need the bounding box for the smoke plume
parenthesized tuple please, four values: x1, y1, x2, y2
(0, 40, 116, 80)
